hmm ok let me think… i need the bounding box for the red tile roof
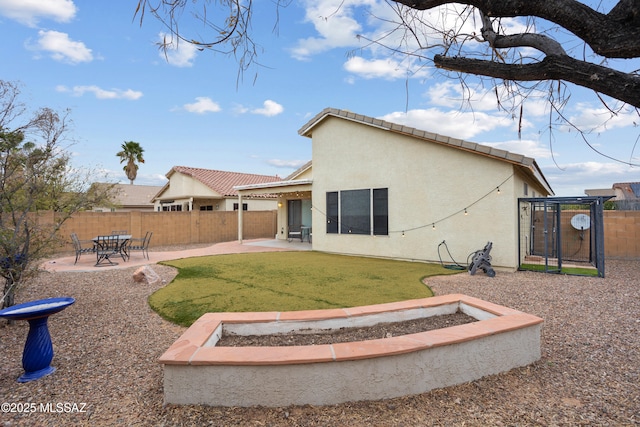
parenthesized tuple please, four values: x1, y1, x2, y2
(170, 166, 281, 197)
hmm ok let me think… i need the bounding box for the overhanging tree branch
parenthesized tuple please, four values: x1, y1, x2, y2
(393, 0, 640, 58)
(434, 54, 640, 107)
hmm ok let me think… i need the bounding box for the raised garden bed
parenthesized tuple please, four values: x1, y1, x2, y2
(216, 311, 476, 346)
(159, 294, 543, 407)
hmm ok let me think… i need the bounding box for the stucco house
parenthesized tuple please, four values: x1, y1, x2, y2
(90, 183, 163, 212)
(152, 166, 280, 212)
(236, 108, 553, 271)
(586, 182, 640, 210)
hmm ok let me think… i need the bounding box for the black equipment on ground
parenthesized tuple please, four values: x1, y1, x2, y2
(468, 241, 496, 277)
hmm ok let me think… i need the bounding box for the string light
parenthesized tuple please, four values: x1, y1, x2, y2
(307, 174, 513, 237)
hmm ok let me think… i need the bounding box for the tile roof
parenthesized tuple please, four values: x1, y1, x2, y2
(298, 107, 553, 195)
(93, 183, 164, 207)
(169, 166, 281, 197)
(112, 184, 164, 206)
(612, 182, 640, 200)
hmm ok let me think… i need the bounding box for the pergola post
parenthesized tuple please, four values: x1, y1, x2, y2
(237, 193, 243, 243)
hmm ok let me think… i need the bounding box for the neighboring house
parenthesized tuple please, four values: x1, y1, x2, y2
(611, 182, 640, 201)
(91, 183, 163, 212)
(584, 188, 616, 198)
(586, 182, 640, 209)
(152, 166, 280, 212)
(585, 182, 640, 200)
(236, 108, 554, 270)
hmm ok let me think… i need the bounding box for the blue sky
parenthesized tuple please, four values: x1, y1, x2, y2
(2, 0, 639, 196)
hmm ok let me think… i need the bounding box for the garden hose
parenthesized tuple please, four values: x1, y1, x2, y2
(437, 240, 467, 270)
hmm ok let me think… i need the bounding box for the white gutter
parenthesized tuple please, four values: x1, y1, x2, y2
(234, 179, 313, 192)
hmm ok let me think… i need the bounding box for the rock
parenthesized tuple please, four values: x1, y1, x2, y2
(132, 266, 161, 284)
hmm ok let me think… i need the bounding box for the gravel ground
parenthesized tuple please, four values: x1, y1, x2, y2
(0, 257, 638, 426)
(217, 312, 476, 347)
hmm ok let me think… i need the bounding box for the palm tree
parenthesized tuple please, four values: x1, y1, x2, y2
(116, 141, 145, 185)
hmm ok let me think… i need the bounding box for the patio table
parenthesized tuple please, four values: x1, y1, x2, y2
(92, 235, 131, 266)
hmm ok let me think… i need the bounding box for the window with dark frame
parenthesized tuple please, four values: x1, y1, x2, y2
(326, 192, 339, 234)
(162, 204, 182, 212)
(373, 188, 388, 235)
(326, 188, 388, 236)
(233, 203, 248, 211)
(341, 189, 370, 234)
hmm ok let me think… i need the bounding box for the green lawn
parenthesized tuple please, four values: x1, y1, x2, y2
(519, 263, 599, 276)
(150, 251, 461, 326)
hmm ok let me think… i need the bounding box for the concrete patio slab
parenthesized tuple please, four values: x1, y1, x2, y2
(40, 239, 311, 273)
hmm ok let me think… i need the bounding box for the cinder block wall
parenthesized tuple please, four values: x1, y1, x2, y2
(604, 211, 640, 260)
(49, 209, 638, 258)
(56, 210, 277, 252)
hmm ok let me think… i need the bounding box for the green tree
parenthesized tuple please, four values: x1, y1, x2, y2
(0, 80, 112, 310)
(116, 141, 145, 185)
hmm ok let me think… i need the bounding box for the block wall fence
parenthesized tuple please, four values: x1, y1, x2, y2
(38, 210, 638, 259)
(603, 211, 640, 259)
(47, 210, 277, 253)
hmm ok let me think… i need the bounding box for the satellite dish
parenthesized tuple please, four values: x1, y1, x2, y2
(570, 214, 591, 230)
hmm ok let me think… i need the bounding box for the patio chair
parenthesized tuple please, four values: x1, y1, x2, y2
(287, 226, 302, 242)
(71, 233, 95, 265)
(128, 231, 152, 260)
(95, 235, 127, 266)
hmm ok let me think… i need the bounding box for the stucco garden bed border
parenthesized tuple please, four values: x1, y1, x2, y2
(159, 294, 543, 407)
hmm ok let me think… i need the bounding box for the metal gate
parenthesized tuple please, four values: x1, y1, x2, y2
(518, 196, 609, 277)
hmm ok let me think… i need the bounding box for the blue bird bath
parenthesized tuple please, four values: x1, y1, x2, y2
(0, 297, 75, 382)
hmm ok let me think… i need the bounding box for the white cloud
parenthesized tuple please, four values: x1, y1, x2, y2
(131, 173, 169, 186)
(158, 33, 198, 67)
(290, 0, 373, 60)
(344, 56, 428, 80)
(251, 100, 284, 117)
(425, 81, 549, 120)
(291, 0, 483, 64)
(182, 97, 222, 114)
(230, 104, 249, 114)
(0, 0, 76, 26)
(379, 108, 512, 140)
(30, 30, 92, 64)
(542, 162, 640, 196)
(56, 85, 143, 100)
(266, 159, 308, 169)
(566, 103, 639, 133)
(481, 139, 552, 160)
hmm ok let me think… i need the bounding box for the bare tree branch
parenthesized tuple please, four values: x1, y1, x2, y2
(393, 0, 640, 58)
(434, 54, 640, 107)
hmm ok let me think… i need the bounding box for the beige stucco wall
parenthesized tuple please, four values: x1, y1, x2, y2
(153, 172, 222, 211)
(272, 166, 314, 239)
(225, 198, 277, 211)
(165, 172, 215, 198)
(155, 171, 277, 212)
(309, 116, 535, 269)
